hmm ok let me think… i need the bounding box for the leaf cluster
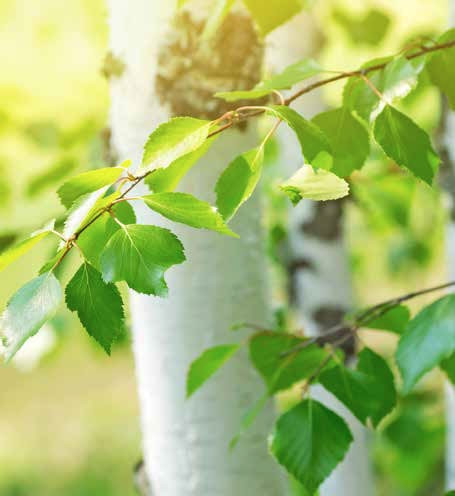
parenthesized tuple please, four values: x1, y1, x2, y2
(1, 28, 455, 492)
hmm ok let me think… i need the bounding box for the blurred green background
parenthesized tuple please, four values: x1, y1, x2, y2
(0, 0, 452, 494)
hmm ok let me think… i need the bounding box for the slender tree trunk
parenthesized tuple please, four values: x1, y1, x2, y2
(107, 1, 286, 495)
(267, 13, 374, 495)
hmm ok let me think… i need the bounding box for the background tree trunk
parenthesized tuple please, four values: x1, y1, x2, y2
(267, 12, 375, 495)
(107, 1, 286, 494)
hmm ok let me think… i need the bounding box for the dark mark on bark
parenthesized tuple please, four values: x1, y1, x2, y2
(301, 199, 345, 241)
(287, 258, 316, 304)
(313, 305, 355, 358)
(155, 8, 264, 120)
(313, 306, 346, 329)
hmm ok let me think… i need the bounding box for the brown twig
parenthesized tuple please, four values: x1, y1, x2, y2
(49, 39, 455, 272)
(280, 280, 455, 357)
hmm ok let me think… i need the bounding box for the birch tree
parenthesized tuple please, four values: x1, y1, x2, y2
(1, 2, 455, 495)
(266, 12, 374, 496)
(108, 1, 287, 494)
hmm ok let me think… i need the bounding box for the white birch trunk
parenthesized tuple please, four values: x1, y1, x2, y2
(267, 13, 374, 495)
(107, 1, 286, 495)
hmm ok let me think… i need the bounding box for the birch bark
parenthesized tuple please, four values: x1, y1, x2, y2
(107, 1, 286, 494)
(267, 12, 374, 495)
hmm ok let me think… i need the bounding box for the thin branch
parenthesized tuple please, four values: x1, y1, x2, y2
(49, 39, 455, 271)
(359, 73, 384, 100)
(281, 280, 455, 357)
(285, 39, 455, 105)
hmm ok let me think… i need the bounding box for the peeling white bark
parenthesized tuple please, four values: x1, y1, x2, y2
(267, 12, 374, 495)
(107, 1, 286, 495)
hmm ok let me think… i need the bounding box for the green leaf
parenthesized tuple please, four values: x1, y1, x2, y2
(77, 201, 136, 269)
(396, 294, 455, 393)
(216, 59, 321, 102)
(312, 108, 370, 177)
(249, 331, 329, 394)
(61, 189, 117, 243)
(242, 0, 304, 36)
(333, 7, 390, 46)
(269, 400, 353, 492)
(364, 305, 411, 334)
(66, 263, 124, 354)
(57, 167, 124, 208)
(0, 272, 62, 362)
(445, 491, 455, 496)
(281, 166, 349, 205)
(186, 344, 240, 398)
(0, 220, 55, 273)
(374, 105, 439, 185)
(145, 138, 215, 193)
(344, 56, 420, 122)
(100, 224, 185, 296)
(215, 148, 263, 220)
(141, 117, 211, 173)
(427, 29, 455, 109)
(27, 158, 77, 198)
(268, 105, 333, 169)
(229, 393, 268, 449)
(39, 248, 66, 275)
(142, 192, 237, 237)
(319, 347, 396, 426)
(441, 352, 455, 385)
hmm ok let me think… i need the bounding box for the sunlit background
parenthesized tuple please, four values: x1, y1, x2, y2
(0, 1, 451, 494)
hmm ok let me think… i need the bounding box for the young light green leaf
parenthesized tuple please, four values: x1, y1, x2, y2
(141, 117, 211, 172)
(215, 148, 263, 220)
(77, 201, 136, 269)
(374, 105, 440, 185)
(0, 272, 62, 362)
(249, 331, 329, 394)
(312, 108, 370, 177)
(100, 224, 185, 296)
(66, 263, 124, 354)
(216, 59, 322, 102)
(364, 305, 410, 334)
(344, 56, 420, 122)
(268, 105, 333, 170)
(0, 219, 55, 273)
(319, 347, 396, 426)
(187, 344, 240, 398)
(145, 138, 215, 193)
(61, 189, 115, 244)
(427, 29, 455, 109)
(281, 166, 349, 205)
(242, 0, 303, 36)
(57, 167, 124, 208)
(269, 400, 353, 492)
(396, 294, 455, 393)
(142, 192, 237, 237)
